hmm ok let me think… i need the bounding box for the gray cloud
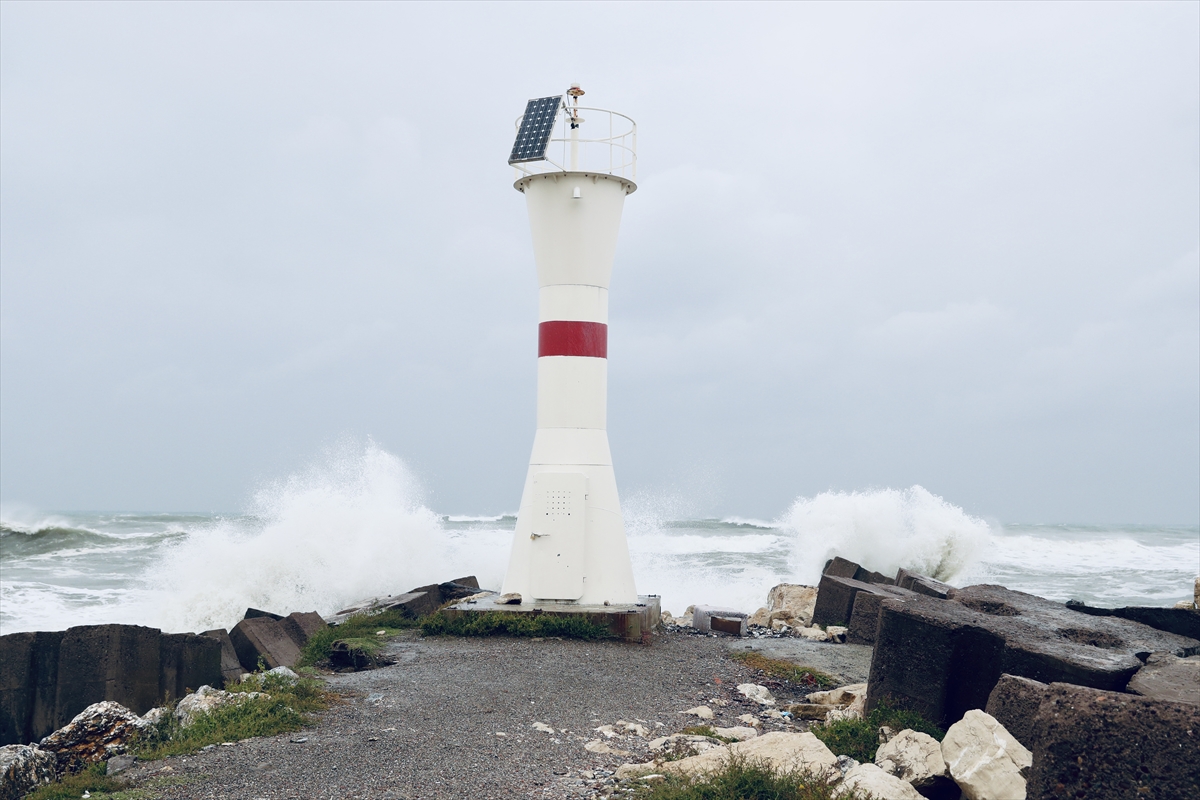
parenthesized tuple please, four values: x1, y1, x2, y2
(1, 1, 1196, 522)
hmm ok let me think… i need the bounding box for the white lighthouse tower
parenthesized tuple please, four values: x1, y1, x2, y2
(500, 86, 640, 607)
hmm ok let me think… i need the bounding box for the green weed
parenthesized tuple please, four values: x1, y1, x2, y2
(298, 609, 417, 667)
(629, 754, 872, 799)
(419, 610, 616, 640)
(132, 673, 332, 760)
(728, 651, 840, 690)
(810, 700, 943, 763)
(25, 763, 128, 800)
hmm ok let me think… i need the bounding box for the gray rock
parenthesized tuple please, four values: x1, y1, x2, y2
(105, 753, 135, 774)
(174, 685, 264, 728)
(0, 744, 56, 800)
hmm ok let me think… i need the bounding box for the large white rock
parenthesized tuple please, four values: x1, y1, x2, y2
(942, 709, 1032, 800)
(875, 729, 948, 787)
(0, 744, 56, 799)
(737, 683, 776, 705)
(767, 584, 818, 627)
(682, 705, 715, 720)
(808, 683, 867, 706)
(795, 626, 830, 642)
(584, 739, 632, 757)
(621, 731, 838, 779)
(836, 763, 924, 799)
(174, 685, 267, 728)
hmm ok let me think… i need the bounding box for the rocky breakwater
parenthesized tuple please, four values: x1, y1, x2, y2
(0, 625, 221, 747)
(803, 556, 1199, 800)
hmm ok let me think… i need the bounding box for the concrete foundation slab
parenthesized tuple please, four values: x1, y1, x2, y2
(442, 594, 661, 644)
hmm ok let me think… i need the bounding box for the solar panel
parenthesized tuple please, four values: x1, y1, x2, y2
(508, 95, 563, 164)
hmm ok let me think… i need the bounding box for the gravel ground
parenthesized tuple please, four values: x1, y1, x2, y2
(118, 630, 860, 800)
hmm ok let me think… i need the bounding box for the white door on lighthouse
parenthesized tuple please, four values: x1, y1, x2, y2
(528, 472, 587, 600)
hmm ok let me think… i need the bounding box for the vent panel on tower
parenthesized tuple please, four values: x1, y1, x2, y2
(509, 95, 562, 164)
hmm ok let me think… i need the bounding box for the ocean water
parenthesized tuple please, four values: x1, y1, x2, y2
(2, 443, 1196, 636)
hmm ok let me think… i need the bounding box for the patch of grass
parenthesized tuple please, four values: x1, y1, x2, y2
(629, 754, 872, 799)
(810, 700, 944, 763)
(25, 765, 194, 800)
(729, 651, 840, 690)
(679, 725, 718, 737)
(298, 609, 417, 667)
(132, 673, 332, 760)
(26, 762, 128, 800)
(419, 610, 616, 640)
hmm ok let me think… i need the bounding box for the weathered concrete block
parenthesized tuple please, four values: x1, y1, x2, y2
(1066, 600, 1200, 640)
(381, 591, 436, 619)
(158, 634, 221, 702)
(812, 574, 896, 628)
(1026, 682, 1200, 800)
(200, 629, 245, 687)
(278, 611, 327, 650)
(0, 631, 63, 747)
(1126, 652, 1200, 705)
(692, 606, 747, 635)
(229, 617, 300, 672)
(243, 608, 284, 621)
(823, 557, 860, 579)
(53, 625, 160, 730)
(897, 567, 953, 599)
(867, 587, 1199, 729)
(847, 585, 917, 646)
(984, 673, 1049, 749)
(0, 634, 36, 747)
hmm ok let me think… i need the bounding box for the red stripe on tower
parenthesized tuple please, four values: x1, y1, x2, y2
(538, 320, 608, 358)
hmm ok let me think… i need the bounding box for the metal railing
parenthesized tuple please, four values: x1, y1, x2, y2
(512, 105, 636, 182)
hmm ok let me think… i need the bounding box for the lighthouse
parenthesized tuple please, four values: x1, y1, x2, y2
(500, 86, 639, 607)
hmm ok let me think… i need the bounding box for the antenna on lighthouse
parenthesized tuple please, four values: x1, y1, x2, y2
(458, 88, 658, 641)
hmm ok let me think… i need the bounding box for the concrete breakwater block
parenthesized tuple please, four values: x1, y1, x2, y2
(865, 585, 1200, 729)
(158, 633, 222, 705)
(846, 585, 918, 646)
(200, 629, 248, 687)
(0, 625, 222, 746)
(229, 617, 301, 672)
(1011, 681, 1200, 800)
(1065, 599, 1200, 640)
(811, 574, 900, 629)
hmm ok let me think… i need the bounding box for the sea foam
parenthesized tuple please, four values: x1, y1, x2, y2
(780, 485, 990, 585)
(147, 440, 509, 633)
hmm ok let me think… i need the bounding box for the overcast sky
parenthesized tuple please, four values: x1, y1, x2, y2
(1, 1, 1197, 523)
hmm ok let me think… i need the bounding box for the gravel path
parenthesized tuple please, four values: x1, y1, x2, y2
(119, 630, 859, 800)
